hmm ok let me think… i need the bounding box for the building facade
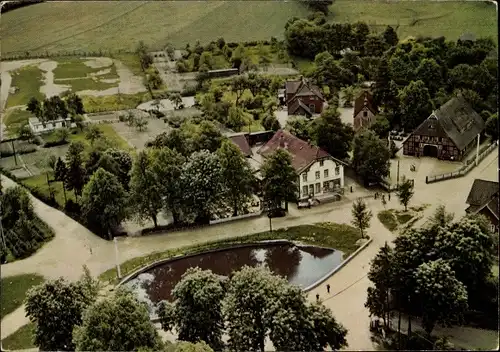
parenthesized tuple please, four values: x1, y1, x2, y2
(466, 179, 499, 233)
(402, 95, 485, 161)
(29, 117, 75, 134)
(353, 91, 378, 132)
(285, 78, 325, 117)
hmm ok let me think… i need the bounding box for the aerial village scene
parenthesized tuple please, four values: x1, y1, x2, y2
(0, 0, 498, 351)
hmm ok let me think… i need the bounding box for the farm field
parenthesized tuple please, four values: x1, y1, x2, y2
(1, 1, 496, 57)
(5, 65, 44, 108)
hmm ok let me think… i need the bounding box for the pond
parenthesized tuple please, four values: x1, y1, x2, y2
(124, 242, 344, 315)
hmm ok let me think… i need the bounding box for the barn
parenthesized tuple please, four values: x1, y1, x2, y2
(402, 95, 485, 161)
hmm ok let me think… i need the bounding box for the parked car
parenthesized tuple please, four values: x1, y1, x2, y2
(297, 200, 312, 209)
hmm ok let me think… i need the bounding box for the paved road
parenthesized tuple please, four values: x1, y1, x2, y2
(1, 150, 498, 347)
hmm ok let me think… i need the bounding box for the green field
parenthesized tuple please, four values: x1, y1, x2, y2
(329, 0, 497, 41)
(1, 274, 45, 320)
(3, 108, 34, 136)
(6, 66, 44, 108)
(1, 1, 496, 56)
(1, 323, 36, 350)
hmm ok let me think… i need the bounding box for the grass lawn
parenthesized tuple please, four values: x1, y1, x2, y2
(56, 78, 118, 92)
(6, 65, 44, 108)
(0, 274, 44, 320)
(113, 53, 144, 77)
(81, 92, 150, 113)
(99, 222, 363, 284)
(329, 0, 496, 41)
(22, 171, 76, 208)
(395, 212, 413, 224)
(378, 210, 398, 232)
(2, 108, 34, 136)
(98, 124, 133, 151)
(53, 57, 112, 79)
(1, 323, 36, 350)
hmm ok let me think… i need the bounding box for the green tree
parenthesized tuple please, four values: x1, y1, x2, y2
(18, 124, 34, 141)
(227, 105, 247, 131)
(414, 259, 468, 336)
(27, 97, 43, 117)
(25, 271, 99, 351)
(396, 177, 414, 211)
(414, 58, 442, 94)
(169, 93, 183, 110)
(364, 34, 386, 57)
(351, 198, 372, 239)
(285, 116, 312, 141)
(54, 157, 67, 182)
(84, 125, 103, 145)
(55, 127, 70, 142)
(310, 51, 342, 89)
(150, 147, 185, 224)
(260, 148, 298, 211)
(65, 92, 85, 115)
(217, 140, 255, 216)
(382, 25, 399, 47)
(129, 150, 163, 228)
(312, 107, 354, 160)
(485, 113, 498, 140)
(165, 341, 214, 352)
(179, 150, 226, 223)
(65, 141, 86, 198)
(223, 266, 286, 351)
(159, 268, 226, 350)
(365, 242, 394, 328)
(341, 86, 355, 107)
(43, 96, 68, 121)
(398, 80, 433, 130)
(352, 130, 391, 185)
(73, 289, 163, 351)
(81, 168, 128, 239)
(261, 113, 281, 132)
(369, 115, 391, 139)
(100, 148, 133, 190)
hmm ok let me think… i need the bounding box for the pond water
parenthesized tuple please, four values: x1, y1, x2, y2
(124, 243, 344, 314)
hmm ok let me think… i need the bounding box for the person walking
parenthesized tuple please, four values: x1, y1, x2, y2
(326, 284, 330, 294)
(388, 193, 391, 201)
(316, 293, 320, 301)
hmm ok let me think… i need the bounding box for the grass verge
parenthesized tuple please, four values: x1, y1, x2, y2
(395, 212, 413, 224)
(1, 322, 36, 350)
(0, 274, 44, 320)
(2, 109, 34, 137)
(21, 172, 76, 208)
(81, 92, 151, 113)
(6, 66, 44, 108)
(378, 210, 398, 232)
(99, 222, 363, 284)
(55, 78, 118, 92)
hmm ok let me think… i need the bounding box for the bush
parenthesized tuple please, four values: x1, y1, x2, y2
(377, 210, 398, 231)
(43, 140, 68, 148)
(32, 135, 44, 145)
(181, 86, 197, 97)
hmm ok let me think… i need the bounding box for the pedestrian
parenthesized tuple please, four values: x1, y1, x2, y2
(388, 193, 391, 201)
(316, 293, 320, 301)
(326, 284, 330, 294)
(350, 186, 353, 193)
(381, 194, 385, 202)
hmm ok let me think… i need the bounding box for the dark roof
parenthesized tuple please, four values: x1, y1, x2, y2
(353, 91, 378, 117)
(409, 95, 485, 150)
(466, 179, 499, 218)
(285, 78, 324, 101)
(257, 129, 331, 172)
(288, 98, 312, 116)
(228, 134, 252, 157)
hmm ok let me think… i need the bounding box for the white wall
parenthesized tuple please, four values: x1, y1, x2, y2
(298, 158, 344, 198)
(29, 119, 75, 134)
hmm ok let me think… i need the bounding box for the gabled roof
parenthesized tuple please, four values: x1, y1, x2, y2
(288, 98, 312, 117)
(285, 78, 324, 101)
(257, 129, 331, 173)
(228, 133, 252, 157)
(466, 179, 499, 218)
(353, 91, 378, 117)
(409, 95, 485, 150)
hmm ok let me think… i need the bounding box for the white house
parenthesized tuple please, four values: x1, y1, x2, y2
(29, 117, 75, 134)
(257, 130, 345, 200)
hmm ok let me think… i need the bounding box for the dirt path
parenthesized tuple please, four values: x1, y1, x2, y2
(0, 150, 497, 346)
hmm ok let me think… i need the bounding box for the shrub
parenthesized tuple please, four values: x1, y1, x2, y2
(43, 140, 68, 148)
(64, 199, 81, 216)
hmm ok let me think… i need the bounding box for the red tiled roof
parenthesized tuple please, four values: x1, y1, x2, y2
(257, 130, 330, 172)
(354, 90, 378, 117)
(229, 134, 252, 157)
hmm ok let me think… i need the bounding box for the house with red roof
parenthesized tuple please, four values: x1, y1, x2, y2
(465, 179, 499, 232)
(285, 77, 325, 117)
(257, 130, 345, 200)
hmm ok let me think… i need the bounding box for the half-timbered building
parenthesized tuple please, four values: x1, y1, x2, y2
(402, 95, 485, 161)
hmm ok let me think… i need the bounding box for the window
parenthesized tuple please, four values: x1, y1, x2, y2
(309, 104, 315, 114)
(490, 224, 497, 233)
(315, 171, 320, 179)
(363, 111, 368, 117)
(320, 160, 324, 167)
(302, 173, 307, 182)
(309, 184, 314, 195)
(324, 169, 329, 178)
(315, 183, 321, 194)
(303, 186, 308, 196)
(335, 166, 340, 176)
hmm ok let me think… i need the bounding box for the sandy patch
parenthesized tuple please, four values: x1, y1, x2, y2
(90, 68, 112, 77)
(82, 57, 113, 69)
(39, 61, 71, 98)
(137, 96, 195, 111)
(101, 78, 120, 84)
(77, 59, 146, 97)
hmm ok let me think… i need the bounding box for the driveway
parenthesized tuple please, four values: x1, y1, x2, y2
(1, 149, 498, 347)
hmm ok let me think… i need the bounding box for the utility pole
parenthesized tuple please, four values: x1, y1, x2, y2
(476, 133, 480, 166)
(114, 237, 122, 279)
(396, 160, 400, 187)
(10, 140, 18, 166)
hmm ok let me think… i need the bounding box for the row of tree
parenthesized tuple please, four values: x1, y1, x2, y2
(365, 207, 497, 340)
(27, 92, 85, 122)
(0, 186, 54, 261)
(24, 265, 348, 351)
(53, 119, 300, 238)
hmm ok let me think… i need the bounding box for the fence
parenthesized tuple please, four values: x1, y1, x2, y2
(426, 141, 498, 184)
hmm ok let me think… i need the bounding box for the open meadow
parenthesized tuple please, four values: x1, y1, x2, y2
(2, 1, 495, 57)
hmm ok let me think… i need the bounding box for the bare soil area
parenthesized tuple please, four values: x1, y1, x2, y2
(111, 118, 172, 150)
